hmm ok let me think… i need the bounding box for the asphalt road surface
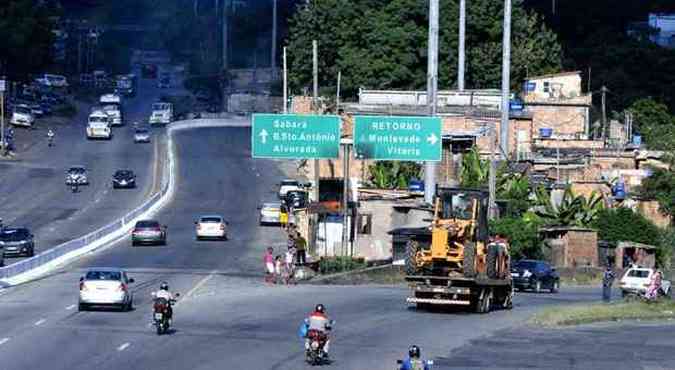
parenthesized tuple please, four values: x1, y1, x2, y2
(0, 125, 667, 370)
(0, 72, 167, 264)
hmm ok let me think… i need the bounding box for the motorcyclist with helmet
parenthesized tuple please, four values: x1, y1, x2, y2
(305, 304, 332, 357)
(152, 282, 176, 324)
(399, 345, 432, 370)
(47, 129, 55, 147)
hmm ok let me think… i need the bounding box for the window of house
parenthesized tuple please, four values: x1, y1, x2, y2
(543, 81, 550, 93)
(358, 213, 372, 235)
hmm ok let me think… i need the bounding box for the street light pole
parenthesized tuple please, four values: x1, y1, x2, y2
(424, 0, 439, 204)
(458, 0, 466, 91)
(499, 0, 512, 158)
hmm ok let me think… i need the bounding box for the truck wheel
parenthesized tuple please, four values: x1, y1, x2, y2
(405, 240, 422, 276)
(463, 242, 476, 278)
(486, 244, 499, 279)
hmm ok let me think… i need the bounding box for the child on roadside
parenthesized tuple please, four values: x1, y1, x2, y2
(263, 247, 275, 284)
(274, 255, 284, 284)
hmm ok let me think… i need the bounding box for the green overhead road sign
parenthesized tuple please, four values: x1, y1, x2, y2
(252, 114, 341, 159)
(353, 116, 442, 161)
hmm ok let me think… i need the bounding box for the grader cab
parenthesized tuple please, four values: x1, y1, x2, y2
(405, 188, 510, 279)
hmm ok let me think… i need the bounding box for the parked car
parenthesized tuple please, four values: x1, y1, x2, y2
(285, 190, 308, 209)
(0, 227, 34, 257)
(131, 220, 167, 246)
(619, 267, 671, 297)
(408, 179, 425, 194)
(511, 259, 560, 293)
(78, 268, 134, 311)
(112, 169, 136, 189)
(278, 179, 301, 199)
(133, 128, 150, 143)
(258, 202, 281, 225)
(10, 104, 35, 127)
(65, 166, 89, 185)
(195, 215, 228, 240)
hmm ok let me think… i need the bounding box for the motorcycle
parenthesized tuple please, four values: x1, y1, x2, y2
(153, 293, 179, 335)
(304, 319, 334, 366)
(71, 183, 78, 193)
(396, 359, 434, 370)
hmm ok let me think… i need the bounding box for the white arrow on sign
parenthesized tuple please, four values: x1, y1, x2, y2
(259, 129, 269, 144)
(426, 133, 438, 146)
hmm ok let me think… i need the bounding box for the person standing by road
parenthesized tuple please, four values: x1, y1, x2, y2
(295, 232, 307, 266)
(264, 247, 275, 284)
(279, 201, 289, 229)
(602, 265, 616, 302)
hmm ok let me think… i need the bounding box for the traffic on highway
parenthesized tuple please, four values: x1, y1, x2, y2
(0, 1, 673, 370)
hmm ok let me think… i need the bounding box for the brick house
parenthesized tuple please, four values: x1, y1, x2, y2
(540, 227, 599, 268)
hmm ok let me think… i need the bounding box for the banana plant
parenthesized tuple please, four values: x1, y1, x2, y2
(534, 186, 604, 227)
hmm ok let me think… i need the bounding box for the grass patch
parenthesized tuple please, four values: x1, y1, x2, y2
(318, 257, 367, 275)
(531, 300, 675, 327)
(311, 264, 406, 285)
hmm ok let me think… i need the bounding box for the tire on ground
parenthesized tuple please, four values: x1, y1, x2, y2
(463, 242, 476, 278)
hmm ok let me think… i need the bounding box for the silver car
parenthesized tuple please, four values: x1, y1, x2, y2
(134, 128, 150, 143)
(65, 166, 89, 185)
(259, 202, 281, 225)
(78, 268, 135, 311)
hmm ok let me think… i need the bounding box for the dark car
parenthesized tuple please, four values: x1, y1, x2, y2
(131, 220, 166, 246)
(112, 170, 136, 189)
(0, 227, 35, 257)
(511, 259, 559, 293)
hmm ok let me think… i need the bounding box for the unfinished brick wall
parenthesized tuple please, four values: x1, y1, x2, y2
(638, 200, 673, 229)
(528, 105, 589, 138)
(534, 139, 604, 149)
(565, 230, 598, 267)
(291, 96, 313, 114)
(441, 116, 533, 157)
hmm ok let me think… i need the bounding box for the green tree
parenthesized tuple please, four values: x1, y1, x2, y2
(490, 216, 542, 259)
(628, 98, 675, 151)
(368, 161, 421, 189)
(534, 187, 604, 227)
(498, 173, 532, 217)
(459, 146, 489, 188)
(0, 1, 55, 80)
(639, 167, 675, 220)
(286, 0, 561, 98)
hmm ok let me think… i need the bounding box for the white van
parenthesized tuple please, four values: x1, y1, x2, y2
(87, 110, 112, 139)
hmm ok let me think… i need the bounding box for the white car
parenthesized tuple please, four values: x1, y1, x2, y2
(195, 215, 228, 241)
(259, 202, 281, 225)
(149, 102, 173, 125)
(78, 268, 135, 311)
(278, 179, 301, 199)
(134, 128, 150, 143)
(10, 104, 35, 127)
(619, 267, 671, 297)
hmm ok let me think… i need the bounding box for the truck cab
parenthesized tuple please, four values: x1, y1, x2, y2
(99, 94, 122, 126)
(87, 109, 112, 139)
(149, 102, 173, 125)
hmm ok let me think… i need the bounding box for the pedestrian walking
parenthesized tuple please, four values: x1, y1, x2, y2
(602, 265, 616, 302)
(285, 244, 296, 284)
(264, 247, 275, 284)
(279, 201, 289, 229)
(274, 255, 284, 284)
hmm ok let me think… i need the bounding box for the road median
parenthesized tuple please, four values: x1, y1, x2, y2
(530, 300, 675, 327)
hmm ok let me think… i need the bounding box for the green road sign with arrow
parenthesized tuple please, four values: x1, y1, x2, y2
(252, 114, 341, 159)
(353, 116, 442, 161)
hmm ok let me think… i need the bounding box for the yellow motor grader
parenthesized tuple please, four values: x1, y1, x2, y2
(404, 188, 512, 313)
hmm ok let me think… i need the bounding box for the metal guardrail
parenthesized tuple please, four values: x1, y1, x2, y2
(0, 118, 244, 281)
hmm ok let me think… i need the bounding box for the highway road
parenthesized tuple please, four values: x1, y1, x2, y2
(0, 125, 623, 370)
(0, 73, 167, 264)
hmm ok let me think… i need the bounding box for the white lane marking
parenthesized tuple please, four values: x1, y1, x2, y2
(66, 304, 76, 310)
(177, 271, 216, 306)
(34, 318, 46, 326)
(117, 342, 130, 352)
(0, 338, 9, 346)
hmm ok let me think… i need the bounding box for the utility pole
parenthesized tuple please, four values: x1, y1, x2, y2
(601, 85, 608, 140)
(271, 0, 278, 71)
(77, 32, 83, 74)
(223, 0, 230, 71)
(0, 77, 5, 156)
(341, 139, 351, 258)
(312, 40, 319, 202)
(488, 124, 498, 219)
(499, 0, 512, 159)
(283, 46, 288, 113)
(458, 0, 466, 91)
(336, 71, 341, 111)
(424, 0, 439, 205)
